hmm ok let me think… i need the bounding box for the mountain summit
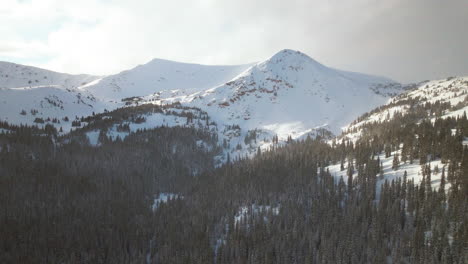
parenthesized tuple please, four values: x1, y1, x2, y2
(168, 49, 403, 137)
(263, 49, 327, 72)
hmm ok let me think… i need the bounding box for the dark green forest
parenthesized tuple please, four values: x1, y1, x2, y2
(0, 100, 467, 263)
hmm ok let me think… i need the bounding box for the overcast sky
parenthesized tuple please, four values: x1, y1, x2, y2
(1, 0, 467, 82)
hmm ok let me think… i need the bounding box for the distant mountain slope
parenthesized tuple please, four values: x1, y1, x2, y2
(82, 59, 254, 102)
(0, 61, 105, 131)
(0, 61, 99, 89)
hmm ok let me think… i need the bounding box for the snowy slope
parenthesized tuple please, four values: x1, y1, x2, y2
(83, 59, 254, 102)
(0, 61, 99, 90)
(0, 61, 107, 131)
(0, 59, 253, 131)
(341, 76, 468, 142)
(0, 59, 252, 131)
(0, 86, 108, 132)
(166, 49, 402, 139)
(325, 76, 468, 191)
(326, 150, 449, 196)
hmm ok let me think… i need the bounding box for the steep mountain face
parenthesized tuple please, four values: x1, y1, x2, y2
(82, 59, 254, 102)
(169, 49, 402, 137)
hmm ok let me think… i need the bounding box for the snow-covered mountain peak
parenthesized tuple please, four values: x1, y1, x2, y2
(159, 49, 404, 148)
(264, 49, 323, 67)
(250, 49, 329, 79)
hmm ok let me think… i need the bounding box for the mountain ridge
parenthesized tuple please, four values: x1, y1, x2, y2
(0, 49, 407, 157)
(169, 49, 402, 135)
(82, 58, 255, 101)
(0, 60, 100, 90)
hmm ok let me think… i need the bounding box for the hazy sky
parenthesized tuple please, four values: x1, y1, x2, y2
(1, 0, 467, 82)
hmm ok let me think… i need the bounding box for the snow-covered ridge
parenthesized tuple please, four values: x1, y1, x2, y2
(82, 58, 254, 101)
(341, 76, 468, 142)
(0, 61, 108, 132)
(0, 61, 99, 90)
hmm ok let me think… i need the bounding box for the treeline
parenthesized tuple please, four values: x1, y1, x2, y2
(72, 102, 213, 133)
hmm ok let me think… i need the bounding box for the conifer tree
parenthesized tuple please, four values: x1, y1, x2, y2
(392, 153, 400, 170)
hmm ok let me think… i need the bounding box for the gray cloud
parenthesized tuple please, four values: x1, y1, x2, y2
(208, 0, 468, 82)
(2, 0, 467, 83)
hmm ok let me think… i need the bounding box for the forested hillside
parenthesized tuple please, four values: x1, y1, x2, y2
(0, 118, 218, 263)
(0, 80, 467, 263)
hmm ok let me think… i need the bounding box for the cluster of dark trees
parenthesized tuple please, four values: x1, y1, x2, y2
(0, 120, 218, 263)
(0, 95, 467, 263)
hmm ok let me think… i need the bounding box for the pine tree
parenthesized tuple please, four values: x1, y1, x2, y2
(380, 161, 384, 179)
(385, 144, 392, 158)
(347, 161, 354, 194)
(425, 164, 432, 192)
(401, 143, 408, 163)
(392, 153, 400, 170)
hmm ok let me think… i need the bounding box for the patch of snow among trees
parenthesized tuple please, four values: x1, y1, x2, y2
(234, 204, 280, 226)
(326, 149, 449, 196)
(152, 193, 182, 211)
